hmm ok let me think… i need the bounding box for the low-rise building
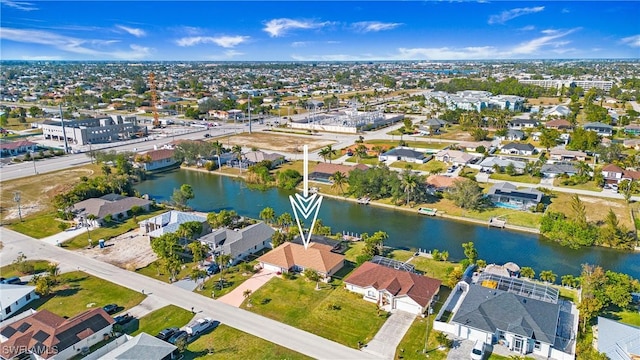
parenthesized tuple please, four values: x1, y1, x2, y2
(135, 148, 179, 172)
(72, 194, 151, 227)
(508, 119, 539, 130)
(596, 316, 640, 360)
(541, 163, 579, 178)
(0, 140, 38, 157)
(544, 119, 572, 131)
(42, 115, 146, 145)
(478, 157, 526, 174)
(434, 150, 475, 165)
(0, 284, 39, 321)
(379, 147, 428, 164)
(200, 222, 275, 265)
(83, 332, 178, 360)
(487, 182, 543, 210)
(583, 122, 613, 137)
(549, 148, 587, 162)
(500, 143, 536, 156)
(309, 163, 369, 183)
(258, 242, 344, 280)
(139, 211, 209, 239)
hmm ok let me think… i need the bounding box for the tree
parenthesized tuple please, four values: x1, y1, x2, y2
(171, 184, 195, 210)
(207, 210, 238, 228)
(470, 127, 488, 141)
(318, 145, 337, 163)
(400, 170, 419, 206)
(190, 268, 207, 290)
(216, 253, 232, 282)
(354, 144, 368, 164)
(277, 212, 293, 232)
(187, 241, 209, 265)
(539, 270, 557, 283)
(232, 145, 243, 171)
(445, 266, 464, 288)
(505, 162, 516, 176)
(330, 171, 348, 195)
(259, 207, 276, 225)
(462, 242, 478, 263)
(150, 233, 183, 281)
(33, 275, 53, 296)
(539, 128, 560, 151)
(177, 221, 203, 242)
(271, 231, 286, 248)
(47, 262, 60, 285)
(448, 179, 485, 210)
(619, 179, 637, 204)
(520, 267, 535, 279)
(570, 194, 587, 228)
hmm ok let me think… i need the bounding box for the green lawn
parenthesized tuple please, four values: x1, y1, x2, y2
(7, 213, 65, 239)
(390, 160, 447, 173)
(29, 271, 145, 318)
(0, 260, 51, 278)
(136, 258, 197, 283)
(344, 156, 381, 165)
(365, 139, 449, 150)
(605, 308, 640, 327)
(553, 178, 603, 192)
(558, 287, 579, 303)
(243, 276, 387, 348)
(62, 209, 167, 249)
(489, 173, 541, 184)
(185, 324, 312, 360)
(195, 265, 256, 298)
(131, 305, 193, 337)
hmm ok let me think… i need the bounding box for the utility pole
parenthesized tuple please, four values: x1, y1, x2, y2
(59, 104, 70, 154)
(13, 191, 22, 222)
(31, 151, 37, 174)
(248, 93, 252, 134)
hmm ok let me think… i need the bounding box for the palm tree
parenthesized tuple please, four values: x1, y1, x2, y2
(329, 171, 348, 195)
(232, 145, 243, 172)
(401, 170, 419, 207)
(277, 212, 293, 232)
(47, 262, 60, 285)
(216, 253, 232, 282)
(318, 145, 337, 163)
(354, 144, 368, 164)
(259, 207, 276, 225)
(372, 145, 384, 157)
(243, 289, 253, 306)
(190, 268, 207, 290)
(187, 242, 210, 265)
(539, 270, 557, 284)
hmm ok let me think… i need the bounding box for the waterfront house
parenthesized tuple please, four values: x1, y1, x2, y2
(0, 284, 39, 321)
(433, 274, 578, 360)
(200, 222, 275, 265)
(540, 163, 579, 178)
(257, 242, 344, 280)
(487, 182, 543, 210)
(507, 119, 539, 130)
(82, 332, 178, 360)
(72, 194, 151, 227)
(500, 143, 536, 156)
(135, 148, 179, 172)
(583, 122, 613, 136)
(434, 150, 474, 166)
(139, 210, 209, 239)
(242, 150, 285, 167)
(309, 162, 368, 183)
(596, 317, 640, 360)
(0, 140, 38, 157)
(344, 261, 441, 315)
(426, 175, 465, 191)
(379, 147, 428, 164)
(549, 148, 587, 162)
(0, 308, 115, 360)
(478, 157, 526, 174)
(544, 119, 572, 131)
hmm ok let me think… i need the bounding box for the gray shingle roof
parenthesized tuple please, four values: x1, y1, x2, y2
(502, 142, 535, 151)
(451, 284, 560, 345)
(200, 222, 275, 260)
(597, 316, 640, 360)
(382, 147, 425, 160)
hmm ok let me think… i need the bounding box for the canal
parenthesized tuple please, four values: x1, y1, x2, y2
(135, 169, 640, 278)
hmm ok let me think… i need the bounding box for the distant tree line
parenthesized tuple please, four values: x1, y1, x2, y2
(434, 77, 554, 98)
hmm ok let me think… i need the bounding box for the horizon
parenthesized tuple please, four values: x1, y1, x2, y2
(1, 1, 638, 61)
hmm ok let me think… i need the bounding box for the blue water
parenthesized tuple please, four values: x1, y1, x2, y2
(135, 169, 640, 278)
(494, 202, 523, 210)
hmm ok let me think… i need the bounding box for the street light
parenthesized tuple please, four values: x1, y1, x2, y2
(31, 151, 37, 175)
(13, 191, 22, 222)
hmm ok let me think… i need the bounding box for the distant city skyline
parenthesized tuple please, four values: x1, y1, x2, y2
(0, 1, 638, 61)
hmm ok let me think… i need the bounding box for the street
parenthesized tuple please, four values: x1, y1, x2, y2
(0, 227, 380, 360)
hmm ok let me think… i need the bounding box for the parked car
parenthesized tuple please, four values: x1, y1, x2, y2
(156, 327, 179, 341)
(113, 313, 134, 326)
(102, 304, 118, 314)
(167, 330, 189, 345)
(183, 317, 214, 336)
(470, 340, 486, 360)
(206, 263, 220, 275)
(0, 276, 21, 285)
(204, 133, 211, 138)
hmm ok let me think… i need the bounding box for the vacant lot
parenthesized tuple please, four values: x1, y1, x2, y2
(223, 132, 334, 152)
(131, 305, 193, 337)
(78, 228, 157, 270)
(548, 193, 633, 229)
(243, 276, 386, 348)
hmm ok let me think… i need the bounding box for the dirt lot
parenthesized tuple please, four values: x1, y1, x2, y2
(224, 132, 334, 152)
(1, 166, 98, 221)
(78, 228, 157, 270)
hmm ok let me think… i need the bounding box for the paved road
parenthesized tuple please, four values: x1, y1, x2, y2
(0, 227, 379, 360)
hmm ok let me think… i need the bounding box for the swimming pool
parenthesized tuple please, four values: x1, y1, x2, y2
(494, 201, 523, 210)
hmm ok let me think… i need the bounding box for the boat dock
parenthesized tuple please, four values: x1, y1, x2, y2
(489, 217, 507, 228)
(417, 207, 437, 216)
(357, 197, 370, 205)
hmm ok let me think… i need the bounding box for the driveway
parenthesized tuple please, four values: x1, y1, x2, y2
(362, 311, 415, 359)
(217, 269, 278, 307)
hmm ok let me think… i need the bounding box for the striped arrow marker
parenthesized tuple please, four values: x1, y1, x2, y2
(289, 145, 323, 249)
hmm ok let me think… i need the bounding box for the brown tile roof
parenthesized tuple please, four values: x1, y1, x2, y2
(143, 148, 175, 162)
(0, 308, 114, 359)
(545, 119, 572, 128)
(344, 262, 441, 307)
(312, 162, 368, 176)
(258, 242, 344, 274)
(624, 169, 640, 180)
(426, 175, 464, 189)
(602, 164, 624, 173)
(0, 140, 37, 151)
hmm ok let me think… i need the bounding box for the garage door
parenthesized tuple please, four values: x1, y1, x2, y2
(395, 299, 421, 315)
(262, 263, 282, 273)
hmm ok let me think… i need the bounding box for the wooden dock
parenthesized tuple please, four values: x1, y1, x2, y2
(417, 207, 437, 216)
(489, 217, 507, 228)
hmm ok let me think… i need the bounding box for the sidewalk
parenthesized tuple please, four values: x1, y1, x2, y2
(41, 226, 95, 246)
(217, 269, 278, 307)
(124, 294, 170, 319)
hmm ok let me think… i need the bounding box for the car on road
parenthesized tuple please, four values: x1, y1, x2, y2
(167, 330, 189, 345)
(113, 313, 134, 326)
(204, 133, 211, 138)
(102, 304, 118, 314)
(156, 327, 179, 341)
(470, 340, 486, 360)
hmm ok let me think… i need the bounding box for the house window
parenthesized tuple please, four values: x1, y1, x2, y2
(367, 290, 375, 297)
(534, 341, 541, 351)
(5, 306, 11, 315)
(26, 293, 31, 301)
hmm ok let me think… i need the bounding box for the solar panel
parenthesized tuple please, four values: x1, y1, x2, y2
(33, 330, 50, 342)
(17, 322, 32, 333)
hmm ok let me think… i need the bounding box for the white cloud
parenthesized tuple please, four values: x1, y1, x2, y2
(21, 55, 63, 60)
(351, 21, 402, 33)
(488, 6, 544, 24)
(510, 28, 578, 54)
(0, 27, 153, 59)
(116, 25, 146, 38)
(1, 0, 38, 11)
(291, 41, 309, 47)
(291, 53, 364, 61)
(621, 34, 640, 47)
(518, 25, 536, 31)
(263, 18, 332, 37)
(396, 46, 497, 60)
(207, 49, 244, 60)
(175, 35, 249, 48)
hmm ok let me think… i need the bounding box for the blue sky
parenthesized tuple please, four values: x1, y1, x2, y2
(1, 1, 638, 61)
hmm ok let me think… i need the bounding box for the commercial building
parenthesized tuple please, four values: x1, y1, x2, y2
(42, 115, 146, 146)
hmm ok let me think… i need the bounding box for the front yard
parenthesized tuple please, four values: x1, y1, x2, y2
(489, 172, 542, 184)
(131, 305, 193, 337)
(241, 276, 387, 348)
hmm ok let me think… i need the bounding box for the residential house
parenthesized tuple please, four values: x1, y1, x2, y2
(83, 332, 178, 360)
(419, 118, 448, 134)
(434, 150, 475, 166)
(596, 316, 640, 360)
(457, 141, 493, 153)
(478, 157, 526, 174)
(258, 242, 344, 280)
(583, 122, 613, 136)
(549, 148, 587, 162)
(508, 119, 539, 130)
(139, 210, 209, 239)
(379, 147, 428, 164)
(487, 182, 543, 210)
(601, 164, 640, 185)
(0, 308, 115, 360)
(0, 140, 38, 157)
(496, 129, 525, 142)
(309, 162, 368, 183)
(433, 274, 577, 360)
(541, 163, 579, 178)
(623, 138, 640, 150)
(624, 124, 640, 136)
(0, 284, 39, 321)
(542, 105, 571, 119)
(344, 260, 441, 315)
(136, 148, 179, 172)
(242, 150, 285, 167)
(72, 194, 151, 227)
(426, 175, 465, 191)
(544, 119, 572, 131)
(500, 143, 536, 156)
(200, 222, 275, 265)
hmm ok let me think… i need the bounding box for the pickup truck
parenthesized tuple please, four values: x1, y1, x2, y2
(182, 317, 214, 336)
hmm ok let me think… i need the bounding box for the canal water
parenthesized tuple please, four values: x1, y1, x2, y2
(135, 169, 640, 278)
